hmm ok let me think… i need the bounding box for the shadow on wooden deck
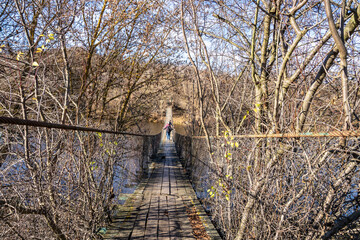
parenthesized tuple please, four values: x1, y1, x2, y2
(103, 141, 221, 240)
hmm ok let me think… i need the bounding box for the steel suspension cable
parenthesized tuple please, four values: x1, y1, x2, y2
(0, 116, 156, 137)
(4, 116, 358, 139)
(192, 129, 360, 139)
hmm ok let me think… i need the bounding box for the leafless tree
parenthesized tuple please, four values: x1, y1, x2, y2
(0, 0, 176, 238)
(180, 0, 360, 239)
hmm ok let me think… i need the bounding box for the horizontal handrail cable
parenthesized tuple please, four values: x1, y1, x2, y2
(5, 116, 359, 139)
(192, 129, 360, 139)
(0, 116, 157, 137)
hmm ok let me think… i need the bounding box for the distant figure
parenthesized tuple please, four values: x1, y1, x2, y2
(163, 121, 173, 140)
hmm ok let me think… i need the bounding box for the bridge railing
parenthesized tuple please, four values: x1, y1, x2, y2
(174, 131, 360, 239)
(0, 117, 161, 239)
(174, 132, 192, 168)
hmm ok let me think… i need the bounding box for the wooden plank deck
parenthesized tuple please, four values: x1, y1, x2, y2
(103, 141, 221, 240)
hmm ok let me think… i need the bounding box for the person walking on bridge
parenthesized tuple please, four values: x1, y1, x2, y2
(163, 121, 173, 140)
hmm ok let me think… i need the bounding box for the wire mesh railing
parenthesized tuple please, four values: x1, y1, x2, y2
(174, 131, 360, 240)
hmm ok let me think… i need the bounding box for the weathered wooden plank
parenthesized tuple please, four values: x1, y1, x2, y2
(161, 158, 170, 196)
(170, 164, 195, 239)
(144, 195, 159, 240)
(175, 168, 188, 197)
(103, 193, 144, 239)
(158, 195, 170, 239)
(169, 158, 177, 197)
(167, 156, 183, 240)
(150, 161, 162, 196)
(129, 197, 150, 239)
(176, 196, 196, 239)
(167, 195, 182, 239)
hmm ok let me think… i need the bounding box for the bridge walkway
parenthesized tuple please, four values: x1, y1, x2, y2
(103, 140, 221, 240)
